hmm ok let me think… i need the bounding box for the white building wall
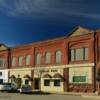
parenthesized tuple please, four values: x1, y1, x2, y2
(41, 78, 64, 92)
(40, 68, 64, 92)
(69, 66, 92, 84)
(0, 69, 8, 83)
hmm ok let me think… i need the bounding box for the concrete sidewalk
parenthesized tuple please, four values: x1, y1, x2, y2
(52, 92, 82, 96)
(33, 90, 100, 98)
(52, 91, 100, 98)
(82, 93, 100, 99)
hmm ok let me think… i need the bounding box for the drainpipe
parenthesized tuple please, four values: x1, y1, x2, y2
(8, 48, 11, 83)
(93, 31, 96, 92)
(8, 48, 11, 69)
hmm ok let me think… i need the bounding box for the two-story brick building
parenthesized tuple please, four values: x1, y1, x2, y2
(0, 26, 100, 93)
(0, 44, 10, 84)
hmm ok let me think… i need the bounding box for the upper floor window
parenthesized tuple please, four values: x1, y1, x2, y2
(70, 47, 88, 61)
(45, 52, 51, 64)
(26, 55, 31, 65)
(18, 56, 23, 66)
(12, 57, 16, 66)
(36, 53, 41, 65)
(0, 58, 4, 67)
(55, 50, 62, 64)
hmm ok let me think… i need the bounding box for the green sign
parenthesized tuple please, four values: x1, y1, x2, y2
(73, 76, 86, 82)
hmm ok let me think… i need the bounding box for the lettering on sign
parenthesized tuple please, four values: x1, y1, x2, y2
(41, 69, 58, 73)
(51, 69, 58, 72)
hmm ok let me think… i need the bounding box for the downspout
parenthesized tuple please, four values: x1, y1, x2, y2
(93, 31, 96, 92)
(8, 48, 11, 83)
(8, 48, 11, 69)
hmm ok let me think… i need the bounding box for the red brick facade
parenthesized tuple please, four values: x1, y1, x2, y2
(0, 26, 100, 93)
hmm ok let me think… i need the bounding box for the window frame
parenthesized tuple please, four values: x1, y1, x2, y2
(54, 79, 60, 86)
(70, 47, 89, 62)
(45, 52, 51, 64)
(0, 58, 4, 67)
(44, 79, 50, 86)
(55, 50, 62, 64)
(18, 56, 23, 66)
(35, 53, 42, 65)
(12, 57, 16, 66)
(26, 55, 31, 65)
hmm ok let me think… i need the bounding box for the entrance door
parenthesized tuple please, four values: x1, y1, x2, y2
(34, 78, 40, 90)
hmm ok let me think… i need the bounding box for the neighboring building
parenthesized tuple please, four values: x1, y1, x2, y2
(1, 26, 100, 93)
(0, 44, 10, 83)
(65, 26, 94, 92)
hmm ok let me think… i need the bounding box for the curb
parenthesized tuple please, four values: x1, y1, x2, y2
(82, 95, 100, 99)
(82, 93, 100, 99)
(50, 92, 82, 96)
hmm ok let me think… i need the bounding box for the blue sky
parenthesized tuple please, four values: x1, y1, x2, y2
(0, 0, 100, 47)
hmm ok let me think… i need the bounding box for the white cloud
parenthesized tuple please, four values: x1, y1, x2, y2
(0, 0, 99, 21)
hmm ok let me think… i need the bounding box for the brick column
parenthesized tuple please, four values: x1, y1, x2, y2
(63, 68, 69, 92)
(31, 70, 34, 90)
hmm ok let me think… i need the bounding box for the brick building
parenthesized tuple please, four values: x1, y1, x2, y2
(0, 26, 99, 93)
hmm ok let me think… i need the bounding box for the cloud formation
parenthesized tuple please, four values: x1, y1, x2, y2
(0, 0, 99, 21)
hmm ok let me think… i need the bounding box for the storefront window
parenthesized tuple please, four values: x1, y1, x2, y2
(11, 77, 17, 89)
(0, 72, 2, 76)
(54, 80, 60, 86)
(0, 79, 3, 84)
(73, 76, 86, 82)
(25, 79, 29, 85)
(16, 78, 22, 88)
(44, 79, 50, 86)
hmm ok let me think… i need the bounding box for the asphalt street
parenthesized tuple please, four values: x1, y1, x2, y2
(0, 93, 99, 100)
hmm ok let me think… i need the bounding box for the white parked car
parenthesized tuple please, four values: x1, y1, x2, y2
(18, 84, 32, 93)
(0, 83, 12, 92)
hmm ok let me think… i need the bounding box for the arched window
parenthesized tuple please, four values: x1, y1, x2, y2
(12, 57, 16, 66)
(18, 56, 23, 66)
(26, 55, 31, 65)
(55, 50, 62, 64)
(45, 52, 51, 64)
(36, 53, 41, 65)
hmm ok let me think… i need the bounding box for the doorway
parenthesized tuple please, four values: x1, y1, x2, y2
(34, 78, 40, 90)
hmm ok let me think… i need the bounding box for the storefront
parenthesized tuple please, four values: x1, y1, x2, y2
(9, 68, 32, 88)
(0, 69, 8, 84)
(33, 68, 64, 92)
(68, 65, 93, 92)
